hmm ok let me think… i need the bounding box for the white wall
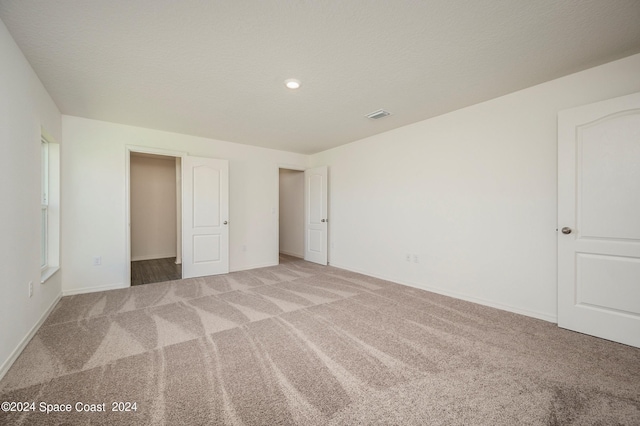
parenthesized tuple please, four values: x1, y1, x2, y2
(311, 53, 640, 322)
(130, 154, 177, 261)
(0, 19, 62, 378)
(61, 116, 308, 294)
(279, 169, 304, 257)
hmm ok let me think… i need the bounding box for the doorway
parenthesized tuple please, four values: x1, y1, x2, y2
(278, 168, 305, 260)
(130, 152, 182, 285)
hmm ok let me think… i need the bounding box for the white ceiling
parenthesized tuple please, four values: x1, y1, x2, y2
(1, 1, 639, 154)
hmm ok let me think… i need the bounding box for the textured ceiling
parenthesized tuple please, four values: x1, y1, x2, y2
(1, 1, 639, 154)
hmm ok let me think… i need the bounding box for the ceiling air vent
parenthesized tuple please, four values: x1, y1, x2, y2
(365, 109, 391, 120)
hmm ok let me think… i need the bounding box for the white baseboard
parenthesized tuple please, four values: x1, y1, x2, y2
(231, 261, 278, 273)
(62, 282, 129, 296)
(329, 262, 557, 324)
(279, 250, 303, 258)
(0, 292, 62, 382)
(131, 253, 177, 262)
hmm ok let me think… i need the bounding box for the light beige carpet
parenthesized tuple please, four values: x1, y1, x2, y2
(1, 255, 639, 425)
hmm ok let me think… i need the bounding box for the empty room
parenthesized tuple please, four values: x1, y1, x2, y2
(1, 1, 639, 425)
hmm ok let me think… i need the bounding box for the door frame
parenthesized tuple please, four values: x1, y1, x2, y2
(125, 145, 186, 287)
(274, 164, 309, 264)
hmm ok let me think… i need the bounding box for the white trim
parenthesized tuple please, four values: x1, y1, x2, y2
(40, 126, 58, 145)
(62, 282, 128, 296)
(40, 266, 60, 284)
(329, 262, 558, 323)
(175, 157, 182, 265)
(278, 249, 303, 258)
(131, 254, 178, 262)
(277, 164, 306, 172)
(40, 205, 48, 269)
(125, 145, 187, 289)
(0, 292, 62, 381)
(230, 262, 278, 273)
(40, 139, 49, 269)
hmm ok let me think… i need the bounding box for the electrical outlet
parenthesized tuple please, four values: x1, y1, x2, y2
(413, 254, 419, 263)
(28, 281, 33, 298)
(405, 254, 411, 262)
(92, 256, 102, 266)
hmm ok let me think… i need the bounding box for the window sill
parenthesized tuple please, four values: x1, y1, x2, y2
(41, 267, 60, 284)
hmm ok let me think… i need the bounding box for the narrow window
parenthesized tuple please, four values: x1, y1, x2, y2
(41, 138, 49, 270)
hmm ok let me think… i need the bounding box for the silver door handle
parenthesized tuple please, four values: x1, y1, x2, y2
(223, 221, 228, 225)
(321, 219, 326, 223)
(561, 227, 572, 234)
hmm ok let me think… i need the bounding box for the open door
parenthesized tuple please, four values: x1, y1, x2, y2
(558, 91, 640, 348)
(304, 166, 328, 265)
(182, 156, 229, 278)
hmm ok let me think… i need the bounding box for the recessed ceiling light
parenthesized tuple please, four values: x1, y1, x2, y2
(284, 79, 301, 89)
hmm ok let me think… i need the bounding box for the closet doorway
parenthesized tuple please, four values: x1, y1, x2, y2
(278, 168, 304, 261)
(130, 152, 182, 285)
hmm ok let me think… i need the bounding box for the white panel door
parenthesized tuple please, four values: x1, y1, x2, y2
(304, 166, 328, 265)
(558, 91, 640, 348)
(182, 156, 229, 278)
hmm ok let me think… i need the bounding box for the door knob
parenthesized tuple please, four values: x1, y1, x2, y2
(321, 219, 326, 223)
(223, 221, 228, 225)
(561, 227, 572, 234)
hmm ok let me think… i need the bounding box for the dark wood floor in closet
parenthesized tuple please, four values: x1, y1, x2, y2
(131, 257, 181, 286)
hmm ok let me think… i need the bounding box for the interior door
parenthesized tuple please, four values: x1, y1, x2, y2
(304, 166, 328, 265)
(558, 91, 640, 348)
(182, 156, 229, 278)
